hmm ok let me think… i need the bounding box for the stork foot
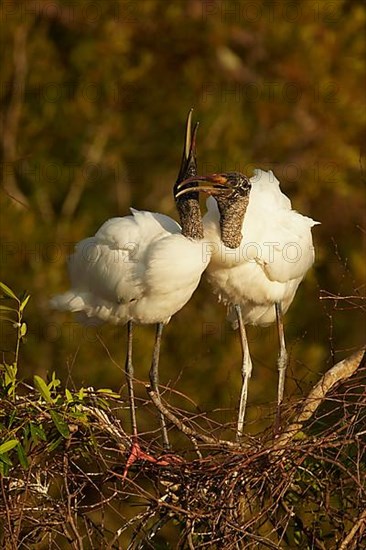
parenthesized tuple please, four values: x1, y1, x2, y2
(123, 440, 183, 479)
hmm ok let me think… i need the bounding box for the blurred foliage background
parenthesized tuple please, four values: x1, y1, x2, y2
(1, 0, 365, 437)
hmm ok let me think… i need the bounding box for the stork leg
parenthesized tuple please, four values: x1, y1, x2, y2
(125, 320, 138, 438)
(149, 322, 170, 450)
(122, 321, 174, 479)
(235, 304, 252, 440)
(275, 302, 288, 429)
(123, 320, 142, 478)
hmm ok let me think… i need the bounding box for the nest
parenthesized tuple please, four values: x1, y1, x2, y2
(0, 350, 365, 549)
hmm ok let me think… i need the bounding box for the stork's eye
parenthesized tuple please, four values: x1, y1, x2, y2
(226, 173, 251, 196)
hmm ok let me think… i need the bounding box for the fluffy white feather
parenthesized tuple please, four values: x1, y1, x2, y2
(203, 169, 319, 326)
(51, 209, 209, 326)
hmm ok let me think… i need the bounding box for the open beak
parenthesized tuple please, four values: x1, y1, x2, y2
(175, 174, 233, 199)
(176, 108, 199, 184)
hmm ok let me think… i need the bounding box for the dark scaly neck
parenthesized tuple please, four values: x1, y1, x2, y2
(217, 196, 249, 249)
(176, 195, 204, 240)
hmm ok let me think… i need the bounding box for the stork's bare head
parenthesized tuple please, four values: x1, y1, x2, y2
(175, 171, 251, 201)
(176, 171, 251, 248)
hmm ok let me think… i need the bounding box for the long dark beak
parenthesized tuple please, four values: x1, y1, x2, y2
(175, 174, 232, 199)
(176, 108, 199, 185)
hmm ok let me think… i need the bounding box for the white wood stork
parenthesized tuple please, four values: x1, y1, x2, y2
(51, 110, 210, 455)
(176, 169, 319, 437)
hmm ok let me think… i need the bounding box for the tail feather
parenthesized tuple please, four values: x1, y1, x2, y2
(50, 290, 129, 325)
(50, 291, 86, 312)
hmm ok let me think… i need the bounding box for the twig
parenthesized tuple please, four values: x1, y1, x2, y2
(63, 452, 84, 550)
(147, 386, 240, 449)
(0, 476, 17, 549)
(12, 465, 33, 546)
(81, 405, 128, 453)
(338, 508, 366, 550)
(320, 293, 366, 300)
(274, 348, 366, 451)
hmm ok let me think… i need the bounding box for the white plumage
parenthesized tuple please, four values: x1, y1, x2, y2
(51, 209, 207, 326)
(176, 167, 319, 437)
(51, 110, 208, 456)
(52, 103, 318, 447)
(203, 169, 318, 326)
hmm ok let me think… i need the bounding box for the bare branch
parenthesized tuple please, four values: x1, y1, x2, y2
(1, 354, 364, 547)
(147, 386, 240, 449)
(81, 404, 128, 453)
(274, 348, 366, 451)
(338, 508, 366, 550)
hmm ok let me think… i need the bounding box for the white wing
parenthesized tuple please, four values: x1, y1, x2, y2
(50, 209, 206, 325)
(242, 170, 319, 283)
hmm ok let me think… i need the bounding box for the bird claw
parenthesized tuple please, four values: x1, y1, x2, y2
(122, 440, 154, 479)
(122, 441, 183, 479)
(155, 452, 184, 466)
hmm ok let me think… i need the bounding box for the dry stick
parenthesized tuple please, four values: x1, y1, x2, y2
(0, 476, 17, 550)
(81, 405, 128, 453)
(147, 386, 240, 450)
(12, 465, 34, 547)
(149, 349, 365, 453)
(338, 508, 366, 550)
(273, 348, 366, 452)
(63, 452, 84, 550)
(12, 399, 129, 455)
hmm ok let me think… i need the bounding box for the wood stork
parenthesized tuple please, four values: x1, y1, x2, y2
(51, 110, 210, 456)
(176, 169, 319, 437)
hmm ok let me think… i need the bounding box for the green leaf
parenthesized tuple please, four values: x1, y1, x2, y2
(0, 304, 16, 312)
(2, 363, 17, 397)
(1, 454, 13, 466)
(0, 439, 18, 454)
(30, 423, 47, 442)
(97, 388, 121, 398)
(17, 443, 29, 469)
(293, 431, 306, 440)
(47, 436, 63, 452)
(0, 460, 9, 476)
(50, 411, 70, 438)
(65, 388, 73, 402)
(34, 375, 53, 403)
(95, 398, 109, 410)
(77, 388, 85, 400)
(22, 425, 30, 448)
(20, 323, 27, 337)
(19, 295, 31, 312)
(49, 372, 60, 389)
(7, 410, 17, 429)
(69, 410, 88, 423)
(0, 282, 18, 301)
